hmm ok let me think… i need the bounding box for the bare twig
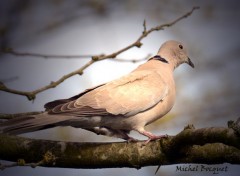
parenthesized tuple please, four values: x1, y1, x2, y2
(0, 151, 56, 170)
(0, 47, 150, 63)
(0, 7, 199, 100)
(142, 19, 147, 34)
(0, 48, 92, 59)
(0, 48, 150, 63)
(112, 54, 151, 63)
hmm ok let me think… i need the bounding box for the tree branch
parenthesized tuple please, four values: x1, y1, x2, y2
(0, 7, 199, 101)
(0, 124, 239, 169)
(0, 47, 92, 59)
(0, 48, 150, 63)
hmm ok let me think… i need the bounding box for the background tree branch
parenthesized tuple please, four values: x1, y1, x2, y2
(0, 48, 151, 62)
(0, 7, 199, 101)
(0, 122, 239, 169)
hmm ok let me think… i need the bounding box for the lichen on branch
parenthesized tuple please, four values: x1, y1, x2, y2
(0, 122, 239, 169)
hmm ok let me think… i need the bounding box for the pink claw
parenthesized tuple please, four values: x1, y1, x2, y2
(136, 129, 168, 145)
(144, 134, 168, 145)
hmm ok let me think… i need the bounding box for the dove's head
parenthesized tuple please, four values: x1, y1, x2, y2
(157, 40, 194, 69)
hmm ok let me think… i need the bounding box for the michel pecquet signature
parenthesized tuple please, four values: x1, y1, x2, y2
(176, 164, 228, 174)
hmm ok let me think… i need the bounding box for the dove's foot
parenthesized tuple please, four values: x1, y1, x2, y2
(137, 129, 168, 145)
(144, 134, 168, 145)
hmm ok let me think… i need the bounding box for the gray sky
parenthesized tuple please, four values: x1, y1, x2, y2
(0, 0, 240, 176)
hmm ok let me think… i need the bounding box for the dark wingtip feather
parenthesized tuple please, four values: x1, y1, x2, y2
(44, 84, 105, 110)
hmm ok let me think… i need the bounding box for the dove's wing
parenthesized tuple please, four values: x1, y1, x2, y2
(44, 84, 104, 110)
(50, 70, 168, 117)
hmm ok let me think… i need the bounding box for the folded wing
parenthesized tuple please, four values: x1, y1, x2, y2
(50, 70, 168, 117)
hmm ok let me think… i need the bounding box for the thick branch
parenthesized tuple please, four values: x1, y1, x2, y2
(0, 125, 239, 169)
(0, 7, 199, 101)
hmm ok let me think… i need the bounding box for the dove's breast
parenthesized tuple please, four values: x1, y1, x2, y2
(129, 81, 176, 128)
(99, 71, 176, 131)
(99, 88, 176, 131)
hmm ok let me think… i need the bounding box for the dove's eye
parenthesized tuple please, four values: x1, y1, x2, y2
(179, 45, 183, 49)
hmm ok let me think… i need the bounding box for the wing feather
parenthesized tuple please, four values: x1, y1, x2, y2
(50, 70, 168, 117)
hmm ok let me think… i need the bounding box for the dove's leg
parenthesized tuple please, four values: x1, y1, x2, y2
(116, 130, 139, 142)
(84, 127, 138, 142)
(136, 128, 168, 145)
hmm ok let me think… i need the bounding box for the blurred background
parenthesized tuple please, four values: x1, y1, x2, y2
(0, 0, 240, 175)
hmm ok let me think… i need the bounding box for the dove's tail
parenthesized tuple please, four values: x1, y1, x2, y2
(0, 112, 68, 135)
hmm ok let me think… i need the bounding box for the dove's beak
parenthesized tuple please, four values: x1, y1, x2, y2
(187, 58, 194, 68)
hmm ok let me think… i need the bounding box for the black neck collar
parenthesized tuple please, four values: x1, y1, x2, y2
(148, 55, 169, 64)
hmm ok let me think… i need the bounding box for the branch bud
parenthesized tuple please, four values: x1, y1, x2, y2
(0, 81, 6, 90)
(135, 42, 142, 48)
(92, 56, 99, 61)
(27, 93, 36, 101)
(78, 71, 83, 75)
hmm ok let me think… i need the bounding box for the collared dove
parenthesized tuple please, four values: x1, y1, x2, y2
(0, 40, 194, 143)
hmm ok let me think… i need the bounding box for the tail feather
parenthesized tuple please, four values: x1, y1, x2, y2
(0, 116, 34, 127)
(0, 112, 71, 135)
